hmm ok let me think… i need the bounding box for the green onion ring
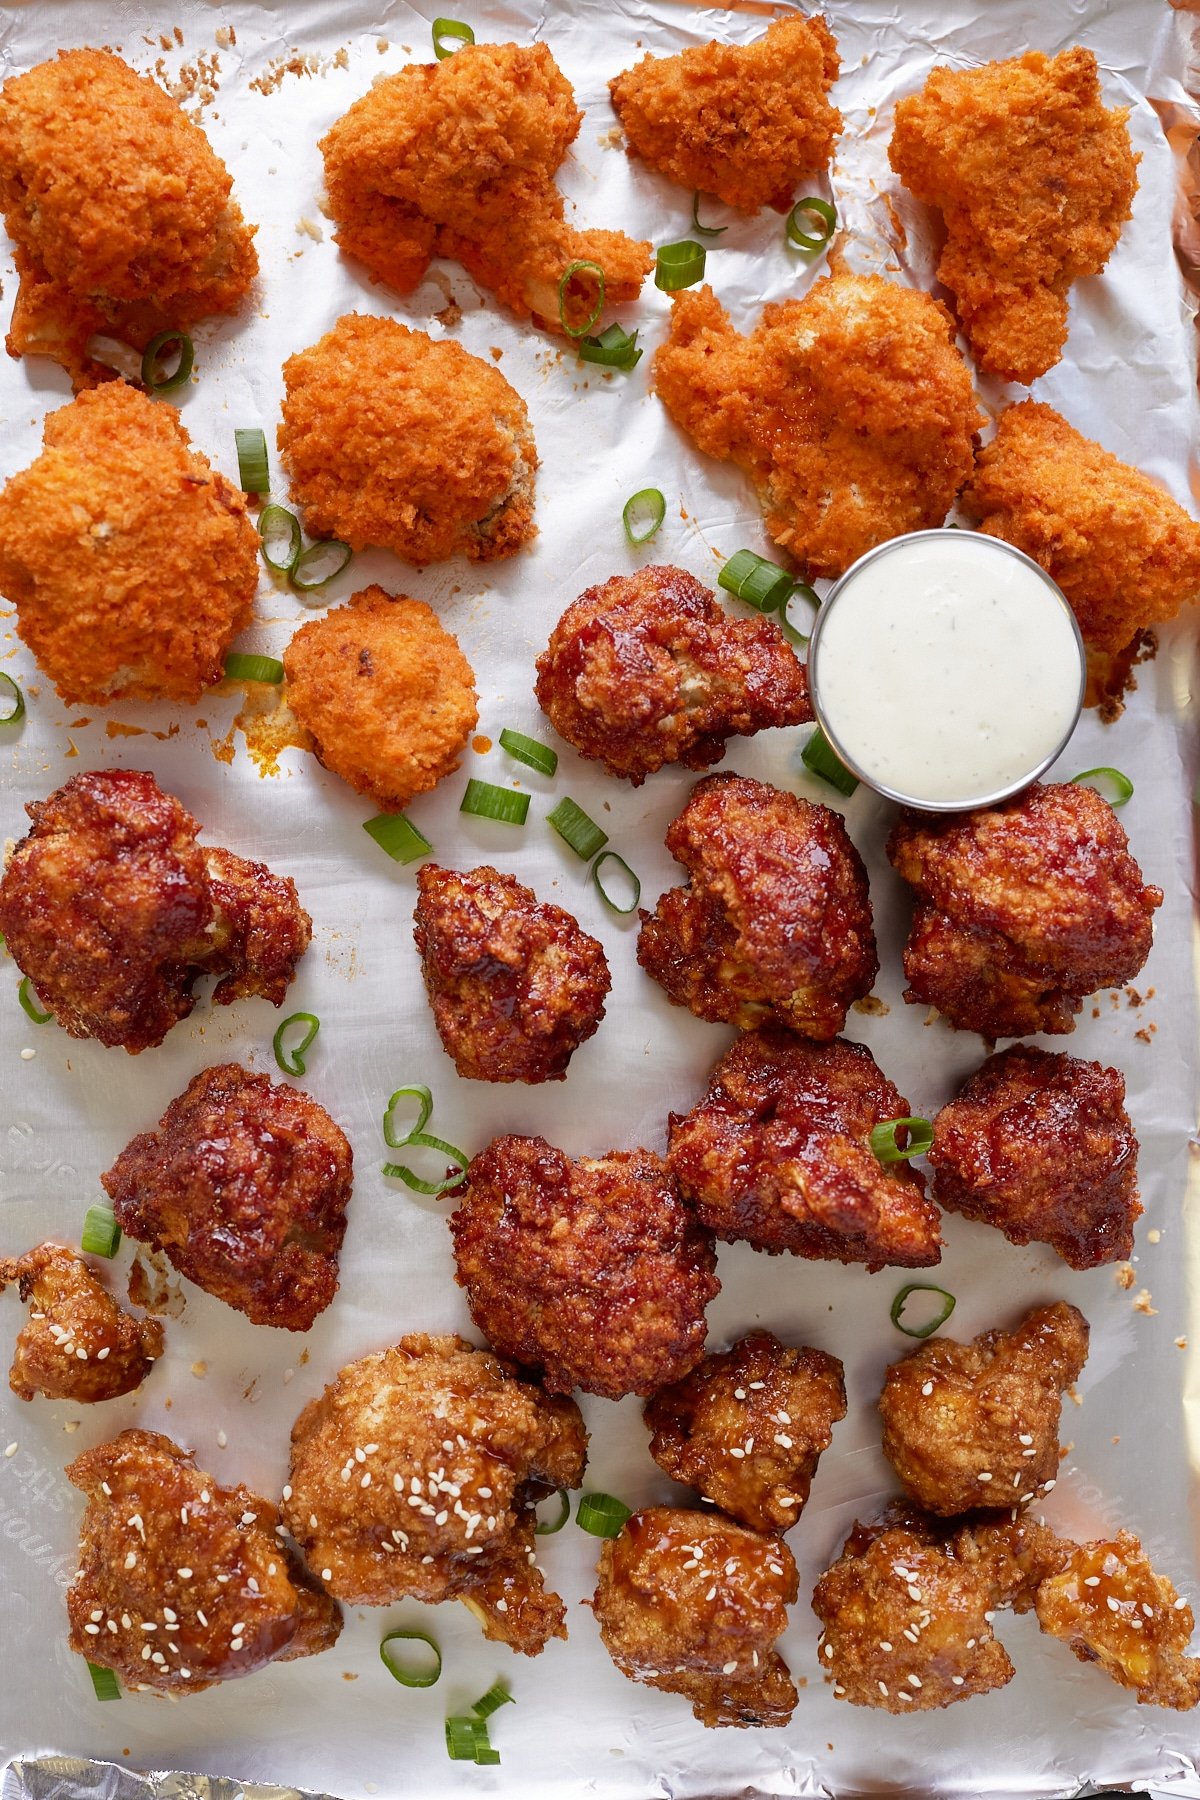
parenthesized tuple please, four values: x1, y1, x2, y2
(1071, 766, 1134, 808)
(18, 977, 52, 1024)
(472, 1681, 514, 1719)
(80, 1205, 121, 1259)
(432, 16, 474, 58)
(445, 1716, 494, 1763)
(460, 778, 530, 825)
(869, 1117, 934, 1165)
(622, 488, 666, 547)
(498, 728, 558, 777)
(273, 1012, 320, 1078)
(655, 239, 706, 293)
(786, 195, 837, 252)
(718, 548, 794, 613)
(558, 260, 606, 339)
(576, 1492, 632, 1538)
(363, 813, 432, 865)
(592, 850, 641, 916)
(380, 1629, 442, 1688)
(383, 1084, 434, 1150)
(578, 323, 643, 371)
(691, 191, 727, 239)
(534, 1489, 571, 1535)
(259, 504, 302, 574)
(890, 1283, 956, 1339)
(779, 581, 819, 647)
(141, 329, 194, 392)
(547, 796, 609, 861)
(86, 1661, 121, 1701)
(382, 1133, 468, 1197)
(291, 540, 353, 593)
(0, 672, 24, 724)
(234, 427, 270, 493)
(801, 726, 859, 797)
(224, 652, 284, 685)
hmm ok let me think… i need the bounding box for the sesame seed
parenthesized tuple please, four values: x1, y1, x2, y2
(706, 1587, 717, 1601)
(365, 1443, 379, 1455)
(180, 1670, 191, 1679)
(1107, 1596, 1120, 1613)
(745, 1438, 755, 1452)
(833, 1685, 846, 1697)
(878, 1681, 889, 1698)
(734, 1389, 746, 1401)
(3, 1444, 16, 1458)
(966, 1638, 976, 1649)
(96, 1347, 110, 1361)
(908, 1674, 922, 1689)
(217, 1431, 227, 1448)
(878, 1641, 892, 1652)
(201, 1491, 211, 1504)
(19, 1048, 34, 1061)
(309, 1515, 318, 1529)
(84, 1624, 100, 1635)
(496, 1599, 507, 1613)
(361, 1473, 371, 1489)
(952, 1675, 965, 1686)
(774, 1434, 793, 1448)
(177, 1568, 193, 1580)
(140, 1622, 157, 1632)
(729, 1447, 745, 1460)
(196, 1611, 208, 1627)
(983, 1610, 995, 1622)
(823, 1643, 834, 1659)
(921, 1381, 933, 1396)
(1084, 1576, 1101, 1587)
(163, 1607, 177, 1622)
(322, 1569, 332, 1581)
(1142, 1604, 1154, 1617)
(355, 1448, 366, 1464)
(1043, 1479, 1056, 1491)
(978, 1472, 993, 1483)
(231, 1638, 244, 1652)
(124, 1552, 137, 1570)
(282, 1485, 292, 1501)
(722, 1661, 737, 1674)
(907, 1585, 922, 1602)
(241, 1512, 256, 1525)
(1018, 1434, 1033, 1445)
(1175, 1597, 1189, 1610)
(141, 1646, 151, 1662)
(106, 1620, 118, 1634)
(748, 1381, 765, 1389)
(478, 1487, 492, 1498)
(90, 1610, 104, 1622)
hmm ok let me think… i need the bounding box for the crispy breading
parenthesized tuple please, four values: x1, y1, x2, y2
(888, 782, 1162, 1039)
(930, 1045, 1141, 1269)
(452, 1136, 718, 1399)
(320, 41, 651, 330)
(278, 314, 537, 566)
(0, 49, 256, 388)
(0, 383, 258, 705)
(283, 587, 478, 811)
(889, 49, 1138, 385)
(667, 1028, 942, 1270)
(950, 1515, 1072, 1613)
(653, 276, 981, 579)
(0, 1242, 163, 1403)
(593, 1506, 799, 1728)
(609, 15, 841, 214)
(534, 565, 811, 785)
(414, 865, 610, 1084)
(67, 1429, 340, 1695)
(963, 400, 1200, 657)
(1033, 1532, 1200, 1710)
(637, 774, 878, 1037)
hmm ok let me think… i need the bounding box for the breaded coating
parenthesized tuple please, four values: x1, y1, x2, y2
(534, 565, 811, 785)
(102, 1064, 352, 1333)
(283, 587, 478, 812)
(963, 400, 1200, 658)
(67, 1428, 340, 1695)
(879, 1301, 1089, 1517)
(0, 383, 258, 706)
(951, 1514, 1072, 1612)
(282, 1334, 585, 1655)
(609, 15, 841, 214)
(888, 783, 1162, 1039)
(414, 865, 610, 1084)
(320, 42, 651, 332)
(0, 770, 311, 1052)
(1034, 1532, 1200, 1710)
(654, 276, 981, 579)
(0, 1242, 163, 1403)
(812, 1510, 1014, 1711)
(930, 1045, 1140, 1269)
(452, 1136, 718, 1399)
(667, 1028, 942, 1270)
(644, 1330, 846, 1532)
(637, 774, 878, 1037)
(279, 314, 537, 567)
(0, 49, 256, 389)
(593, 1506, 799, 1728)
(889, 49, 1138, 386)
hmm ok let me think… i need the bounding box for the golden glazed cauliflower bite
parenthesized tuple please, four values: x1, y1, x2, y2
(0, 1242, 163, 1403)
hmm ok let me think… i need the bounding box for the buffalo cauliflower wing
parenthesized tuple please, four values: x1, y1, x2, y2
(0, 1242, 163, 1403)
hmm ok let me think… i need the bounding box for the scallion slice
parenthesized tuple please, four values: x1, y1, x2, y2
(578, 323, 643, 371)
(718, 548, 793, 613)
(432, 16, 474, 58)
(292, 540, 352, 592)
(273, 1012, 319, 1078)
(259, 504, 302, 574)
(383, 1084, 434, 1150)
(622, 488, 665, 547)
(380, 1629, 442, 1688)
(576, 1492, 632, 1538)
(382, 1133, 468, 1197)
(786, 196, 837, 252)
(691, 191, 727, 239)
(780, 581, 819, 648)
(472, 1681, 513, 1719)
(547, 797, 608, 860)
(870, 1117, 934, 1165)
(81, 1205, 121, 1259)
(86, 1661, 121, 1701)
(18, 977, 52, 1024)
(655, 239, 706, 293)
(499, 728, 558, 778)
(234, 427, 270, 494)
(364, 812, 432, 865)
(801, 726, 859, 797)
(890, 1283, 956, 1339)
(224, 652, 284, 685)
(1071, 766, 1133, 808)
(460, 779, 530, 825)
(445, 1716, 492, 1763)
(558, 259, 606, 339)
(0, 672, 24, 724)
(592, 850, 640, 916)
(534, 1489, 571, 1535)
(141, 330, 194, 392)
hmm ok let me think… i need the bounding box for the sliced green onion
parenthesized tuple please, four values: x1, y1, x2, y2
(432, 16, 474, 58)
(534, 1489, 571, 1535)
(691, 192, 727, 239)
(592, 850, 640, 915)
(259, 503, 302, 574)
(224, 652, 284, 685)
(291, 540, 353, 592)
(801, 726, 859, 797)
(18, 977, 52, 1024)
(0, 672, 24, 724)
(499, 728, 558, 777)
(273, 1012, 319, 1078)
(578, 323, 643, 372)
(558, 260, 606, 339)
(461, 779, 529, 825)
(786, 196, 837, 252)
(445, 1716, 492, 1763)
(363, 812, 432, 865)
(577, 1492, 632, 1538)
(622, 488, 665, 547)
(234, 427, 269, 493)
(141, 330, 194, 392)
(383, 1084, 434, 1149)
(718, 548, 793, 613)
(472, 1681, 513, 1719)
(86, 1661, 121, 1701)
(890, 1283, 956, 1340)
(870, 1117, 934, 1165)
(1071, 766, 1133, 808)
(382, 1133, 468, 1197)
(655, 239, 706, 293)
(547, 797, 608, 861)
(380, 1629, 442, 1688)
(81, 1205, 121, 1259)
(780, 581, 819, 648)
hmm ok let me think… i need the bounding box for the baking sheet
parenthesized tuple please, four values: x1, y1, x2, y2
(1, 1, 1199, 1795)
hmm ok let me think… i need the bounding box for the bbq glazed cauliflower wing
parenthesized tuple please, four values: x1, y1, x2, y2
(0, 1242, 163, 1403)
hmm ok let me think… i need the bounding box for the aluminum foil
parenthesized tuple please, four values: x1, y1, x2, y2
(2, 1758, 337, 1800)
(1, 2, 1199, 1797)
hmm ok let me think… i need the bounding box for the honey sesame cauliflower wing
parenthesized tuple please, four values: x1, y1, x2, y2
(282, 1334, 586, 1656)
(67, 1428, 340, 1695)
(414, 866, 610, 1084)
(320, 41, 652, 331)
(637, 774, 878, 1037)
(283, 587, 478, 812)
(593, 1506, 800, 1728)
(930, 1045, 1141, 1269)
(0, 49, 256, 389)
(609, 15, 841, 215)
(0, 1242, 163, 1403)
(452, 1136, 718, 1399)
(654, 276, 981, 579)
(950, 1514, 1072, 1613)
(534, 565, 811, 785)
(1033, 1532, 1200, 1710)
(667, 1028, 942, 1270)
(879, 1301, 1089, 1517)
(0, 383, 258, 706)
(889, 49, 1138, 386)
(0, 770, 310, 1052)
(279, 314, 537, 567)
(644, 1330, 846, 1533)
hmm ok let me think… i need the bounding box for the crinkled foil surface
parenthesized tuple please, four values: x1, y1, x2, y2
(2, 2, 1200, 1797)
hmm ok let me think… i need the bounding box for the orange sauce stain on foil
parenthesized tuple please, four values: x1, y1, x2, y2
(472, 734, 492, 753)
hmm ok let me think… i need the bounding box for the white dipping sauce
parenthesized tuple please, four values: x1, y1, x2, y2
(809, 531, 1085, 808)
